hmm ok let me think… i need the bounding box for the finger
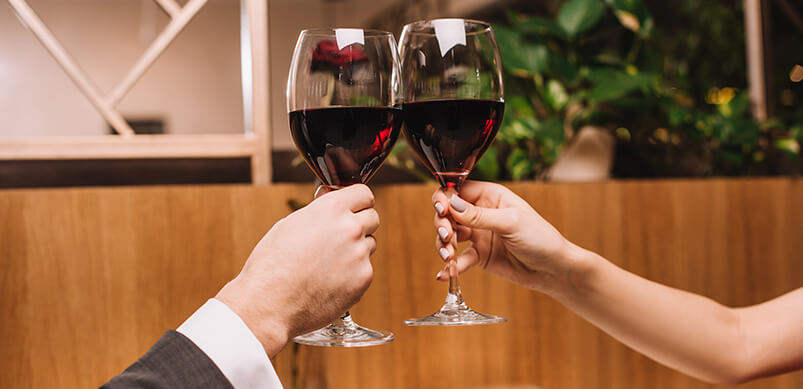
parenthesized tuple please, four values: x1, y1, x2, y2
(455, 224, 472, 242)
(333, 184, 375, 212)
(431, 187, 449, 217)
(435, 236, 454, 261)
(433, 212, 453, 242)
(365, 235, 377, 255)
(453, 180, 505, 204)
(355, 208, 380, 236)
(449, 193, 516, 234)
(435, 246, 481, 281)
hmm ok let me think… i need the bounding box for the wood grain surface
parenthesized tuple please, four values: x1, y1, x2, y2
(1, 179, 802, 388)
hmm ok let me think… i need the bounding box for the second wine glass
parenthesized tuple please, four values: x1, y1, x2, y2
(400, 19, 507, 326)
(287, 28, 401, 346)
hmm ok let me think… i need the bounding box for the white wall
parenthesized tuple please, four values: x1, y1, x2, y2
(0, 0, 243, 138)
(0, 0, 411, 148)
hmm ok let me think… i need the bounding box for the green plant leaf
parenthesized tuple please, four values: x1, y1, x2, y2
(775, 138, 801, 155)
(728, 119, 759, 145)
(585, 67, 619, 82)
(790, 125, 803, 140)
(544, 79, 569, 111)
(558, 0, 606, 38)
(507, 148, 534, 180)
(495, 26, 549, 76)
(666, 103, 695, 127)
(605, 0, 653, 38)
(507, 96, 536, 118)
(534, 118, 565, 163)
(474, 145, 500, 179)
(587, 71, 654, 103)
(548, 55, 579, 85)
(500, 116, 539, 142)
(509, 12, 568, 39)
(726, 91, 750, 118)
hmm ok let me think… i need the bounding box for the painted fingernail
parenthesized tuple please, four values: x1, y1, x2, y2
(436, 270, 443, 279)
(439, 247, 449, 260)
(437, 227, 448, 240)
(450, 194, 467, 212)
(434, 202, 445, 216)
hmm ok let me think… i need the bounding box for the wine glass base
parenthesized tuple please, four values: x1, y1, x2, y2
(404, 307, 507, 326)
(293, 324, 394, 347)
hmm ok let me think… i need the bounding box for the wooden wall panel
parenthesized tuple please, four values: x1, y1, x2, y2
(1, 179, 802, 388)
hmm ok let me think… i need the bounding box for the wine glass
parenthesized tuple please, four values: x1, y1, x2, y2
(287, 28, 401, 346)
(399, 19, 507, 326)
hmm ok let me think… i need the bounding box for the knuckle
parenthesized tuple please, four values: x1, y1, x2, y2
(321, 193, 343, 210)
(355, 236, 369, 252)
(358, 184, 375, 206)
(506, 209, 520, 226)
(431, 190, 445, 203)
(344, 219, 362, 238)
(469, 207, 484, 226)
(361, 262, 374, 285)
(369, 208, 380, 224)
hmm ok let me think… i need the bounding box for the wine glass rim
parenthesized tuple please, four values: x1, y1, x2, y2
(402, 18, 493, 35)
(299, 28, 394, 37)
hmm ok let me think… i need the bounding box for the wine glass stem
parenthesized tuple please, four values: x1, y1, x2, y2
(326, 311, 356, 330)
(444, 187, 466, 310)
(447, 259, 464, 304)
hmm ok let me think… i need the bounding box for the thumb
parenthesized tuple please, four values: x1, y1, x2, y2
(449, 194, 514, 233)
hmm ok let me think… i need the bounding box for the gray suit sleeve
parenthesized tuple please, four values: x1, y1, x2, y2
(101, 330, 234, 389)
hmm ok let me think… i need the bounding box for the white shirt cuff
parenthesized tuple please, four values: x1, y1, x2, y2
(177, 299, 283, 388)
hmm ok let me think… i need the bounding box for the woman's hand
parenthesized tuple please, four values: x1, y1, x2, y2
(432, 180, 581, 295)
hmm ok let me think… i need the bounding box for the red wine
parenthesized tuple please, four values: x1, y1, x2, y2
(289, 106, 401, 188)
(402, 99, 504, 189)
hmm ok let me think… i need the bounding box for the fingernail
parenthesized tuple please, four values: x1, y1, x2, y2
(439, 247, 449, 260)
(450, 194, 467, 212)
(437, 227, 448, 240)
(436, 270, 443, 279)
(434, 202, 445, 216)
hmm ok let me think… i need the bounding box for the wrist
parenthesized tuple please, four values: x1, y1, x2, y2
(550, 242, 601, 301)
(215, 279, 290, 358)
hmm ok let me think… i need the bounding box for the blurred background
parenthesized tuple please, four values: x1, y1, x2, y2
(2, 1, 803, 388)
(1, 0, 801, 187)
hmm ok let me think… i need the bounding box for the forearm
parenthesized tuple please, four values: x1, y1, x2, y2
(551, 245, 748, 384)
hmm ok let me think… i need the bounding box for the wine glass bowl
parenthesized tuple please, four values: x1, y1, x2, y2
(400, 19, 507, 326)
(287, 28, 400, 346)
(399, 19, 504, 191)
(288, 28, 402, 190)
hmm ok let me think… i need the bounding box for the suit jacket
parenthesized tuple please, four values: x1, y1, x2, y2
(101, 330, 233, 389)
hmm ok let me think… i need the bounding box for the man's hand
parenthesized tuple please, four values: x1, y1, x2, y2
(216, 184, 379, 357)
